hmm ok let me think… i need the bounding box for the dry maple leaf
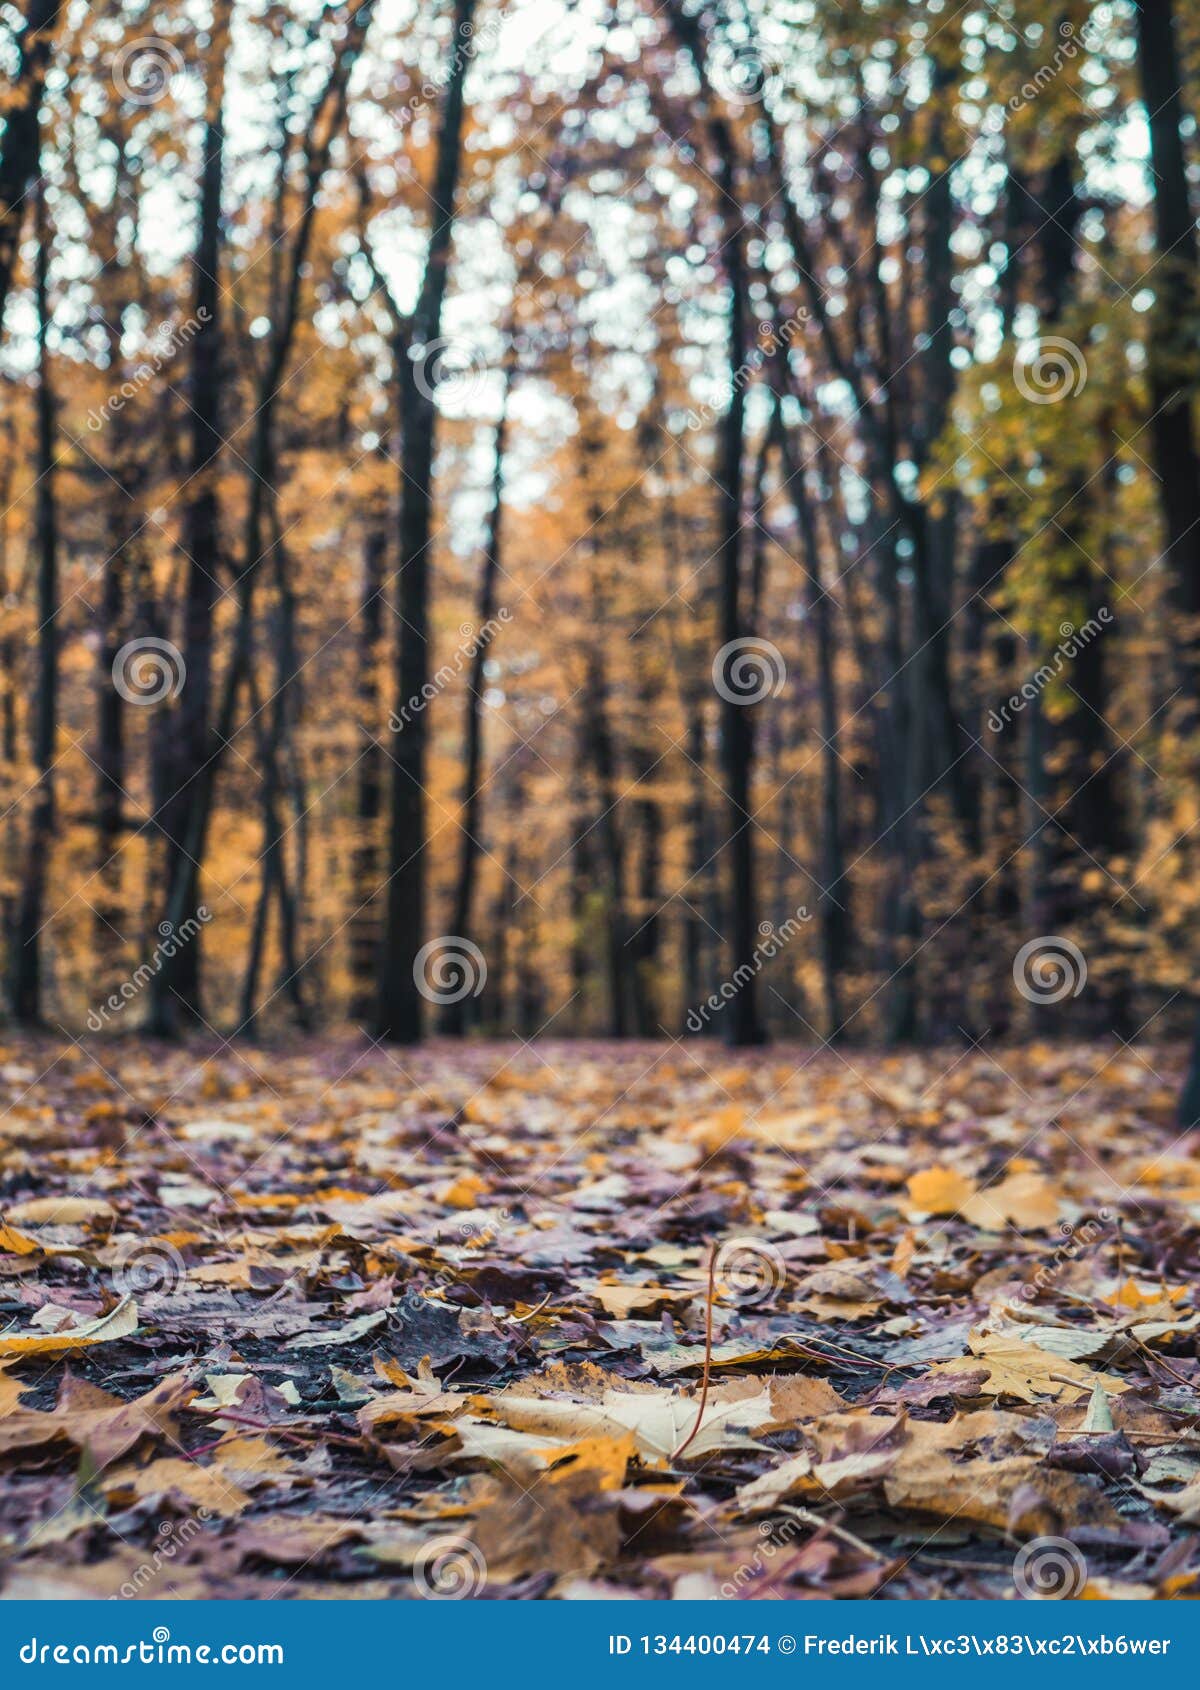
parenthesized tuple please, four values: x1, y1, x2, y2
(926, 1330, 1128, 1404)
(0, 1372, 192, 1464)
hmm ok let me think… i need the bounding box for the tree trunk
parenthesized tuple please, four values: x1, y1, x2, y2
(349, 502, 388, 1021)
(712, 126, 763, 1047)
(680, 701, 708, 1032)
(581, 639, 633, 1039)
(93, 140, 139, 988)
(0, 0, 62, 340)
(9, 183, 56, 1024)
(776, 413, 847, 1040)
(442, 356, 513, 1034)
(1135, 0, 1200, 700)
(154, 0, 374, 1036)
(375, 0, 477, 1044)
(149, 0, 232, 1035)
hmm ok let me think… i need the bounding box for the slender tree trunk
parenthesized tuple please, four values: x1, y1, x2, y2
(581, 642, 632, 1038)
(375, 0, 477, 1043)
(442, 357, 513, 1035)
(627, 651, 663, 1037)
(238, 543, 310, 1036)
(568, 768, 594, 1030)
(0, 443, 16, 961)
(0, 0, 62, 340)
(10, 184, 56, 1024)
(1135, 0, 1200, 1118)
(777, 415, 847, 1039)
(154, 0, 374, 1036)
(680, 699, 708, 1032)
(712, 128, 762, 1047)
(93, 147, 139, 986)
(349, 502, 387, 1021)
(149, 0, 232, 1035)
(94, 526, 127, 970)
(1136, 0, 1200, 700)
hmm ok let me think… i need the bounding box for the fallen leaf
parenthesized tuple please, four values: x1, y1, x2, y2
(0, 1296, 137, 1357)
(6, 1197, 115, 1228)
(962, 1172, 1060, 1231)
(904, 1166, 976, 1216)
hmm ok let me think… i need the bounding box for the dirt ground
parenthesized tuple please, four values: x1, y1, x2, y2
(0, 1034, 1196, 1600)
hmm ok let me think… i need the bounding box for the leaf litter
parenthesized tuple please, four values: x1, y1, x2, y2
(0, 1034, 1198, 1600)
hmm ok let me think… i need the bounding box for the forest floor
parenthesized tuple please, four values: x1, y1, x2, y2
(0, 1032, 1198, 1601)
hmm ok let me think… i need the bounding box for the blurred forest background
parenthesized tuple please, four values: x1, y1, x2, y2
(0, 0, 1198, 1056)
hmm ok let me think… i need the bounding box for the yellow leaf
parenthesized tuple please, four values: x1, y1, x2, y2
(904, 1166, 975, 1216)
(962, 1171, 1060, 1231)
(1107, 1278, 1188, 1310)
(0, 1363, 31, 1415)
(537, 1431, 637, 1489)
(439, 1174, 486, 1209)
(682, 1105, 744, 1154)
(928, 1330, 1127, 1405)
(0, 1296, 137, 1357)
(102, 1456, 250, 1517)
(373, 1354, 410, 1387)
(0, 1218, 41, 1255)
(584, 1281, 693, 1318)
